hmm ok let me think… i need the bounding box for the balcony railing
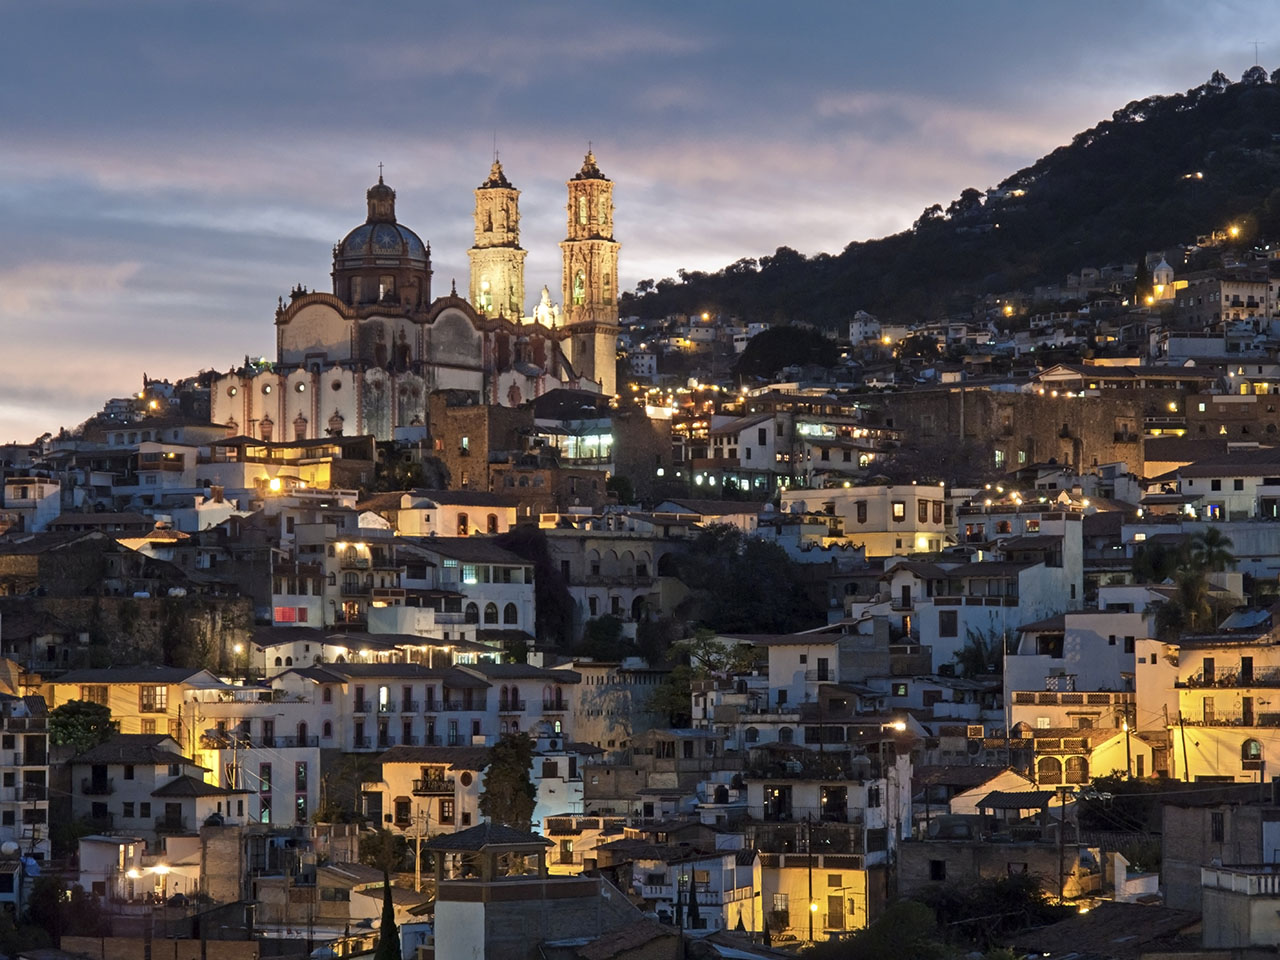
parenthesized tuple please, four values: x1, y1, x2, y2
(412, 777, 455, 795)
(438, 701, 484, 712)
(803, 670, 834, 683)
(401, 700, 419, 713)
(542, 700, 567, 712)
(354, 702, 370, 714)
(155, 816, 188, 834)
(82, 778, 114, 796)
(498, 699, 526, 713)
(354, 737, 371, 748)
(377, 702, 398, 714)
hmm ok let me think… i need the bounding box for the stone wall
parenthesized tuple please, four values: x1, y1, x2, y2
(869, 389, 1182, 474)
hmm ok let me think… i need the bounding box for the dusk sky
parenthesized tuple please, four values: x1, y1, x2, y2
(0, 1, 1269, 441)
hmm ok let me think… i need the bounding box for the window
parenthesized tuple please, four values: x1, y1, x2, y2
(123, 802, 135, 819)
(140, 719, 155, 735)
(918, 501, 929, 523)
(123, 765, 135, 781)
(139, 685, 168, 713)
(439, 799, 455, 824)
(1211, 479, 1222, 491)
(856, 501, 867, 524)
(79, 686, 108, 706)
(930, 860, 947, 881)
(503, 603, 518, 625)
(484, 603, 499, 625)
(457, 513, 469, 536)
(260, 764, 272, 792)
(891, 501, 905, 521)
(1211, 811, 1225, 842)
(939, 611, 958, 637)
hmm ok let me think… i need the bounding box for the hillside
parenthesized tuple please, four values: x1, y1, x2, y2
(621, 68, 1280, 327)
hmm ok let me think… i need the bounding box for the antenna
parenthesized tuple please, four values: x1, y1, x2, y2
(493, 131, 498, 163)
(1251, 40, 1264, 65)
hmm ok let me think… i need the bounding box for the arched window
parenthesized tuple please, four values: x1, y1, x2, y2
(1244, 739, 1263, 766)
(486, 514, 499, 534)
(573, 271, 585, 306)
(297, 722, 308, 743)
(744, 727, 759, 743)
(500, 720, 508, 734)
(484, 602, 499, 624)
(344, 545, 358, 566)
(778, 727, 793, 744)
(578, 196, 588, 225)
(714, 785, 729, 804)
(1065, 756, 1089, 784)
(322, 720, 332, 738)
(503, 603, 518, 624)
(1037, 756, 1063, 785)
(458, 513, 469, 536)
(285, 656, 293, 666)
(510, 686, 520, 708)
(553, 720, 562, 734)
(274, 656, 283, 666)
(465, 602, 479, 623)
(542, 685, 552, 707)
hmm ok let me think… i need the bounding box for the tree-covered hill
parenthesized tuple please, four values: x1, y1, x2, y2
(622, 68, 1280, 327)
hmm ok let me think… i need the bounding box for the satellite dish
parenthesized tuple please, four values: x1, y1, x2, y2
(2, 842, 20, 856)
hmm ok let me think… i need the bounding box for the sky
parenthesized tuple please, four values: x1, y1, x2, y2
(0, 0, 1270, 441)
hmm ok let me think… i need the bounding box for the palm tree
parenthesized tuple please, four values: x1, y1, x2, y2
(1191, 527, 1236, 573)
(1151, 568, 1213, 641)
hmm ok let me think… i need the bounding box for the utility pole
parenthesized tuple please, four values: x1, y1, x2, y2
(1123, 703, 1133, 778)
(1179, 710, 1191, 782)
(1056, 785, 1066, 903)
(806, 814, 814, 943)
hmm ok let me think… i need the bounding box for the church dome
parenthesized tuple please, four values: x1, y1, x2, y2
(336, 175, 429, 266)
(331, 172, 433, 309)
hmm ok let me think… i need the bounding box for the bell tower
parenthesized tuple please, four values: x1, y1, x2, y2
(467, 158, 527, 320)
(560, 149, 620, 395)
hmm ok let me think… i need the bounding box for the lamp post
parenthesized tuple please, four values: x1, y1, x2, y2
(879, 721, 907, 902)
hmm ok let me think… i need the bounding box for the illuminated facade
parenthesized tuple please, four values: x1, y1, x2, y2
(210, 156, 621, 442)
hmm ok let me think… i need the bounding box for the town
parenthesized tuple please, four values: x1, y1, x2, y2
(8, 44, 1280, 960)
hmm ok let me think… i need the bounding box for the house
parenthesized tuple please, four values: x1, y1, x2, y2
(70, 734, 248, 849)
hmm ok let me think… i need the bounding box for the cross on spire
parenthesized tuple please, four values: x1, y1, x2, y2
(378, 161, 384, 182)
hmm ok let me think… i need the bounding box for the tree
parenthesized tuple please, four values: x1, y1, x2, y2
(733, 326, 839, 379)
(580, 615, 628, 660)
(649, 631, 759, 725)
(373, 871, 402, 960)
(494, 525, 575, 646)
(803, 900, 949, 960)
(360, 828, 410, 874)
(670, 525, 824, 635)
(478, 733, 536, 832)
(319, 753, 381, 822)
(952, 628, 1009, 678)
(1151, 567, 1214, 641)
(1191, 526, 1236, 572)
(48, 701, 116, 754)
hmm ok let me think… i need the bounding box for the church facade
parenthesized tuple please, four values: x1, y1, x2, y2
(209, 152, 619, 442)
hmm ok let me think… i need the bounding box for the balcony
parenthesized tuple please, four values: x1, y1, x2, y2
(377, 702, 398, 714)
(341, 557, 371, 570)
(803, 670, 834, 683)
(1178, 669, 1280, 689)
(401, 700, 419, 713)
(353, 702, 370, 714)
(354, 737, 371, 748)
(155, 816, 188, 834)
(412, 776, 456, 796)
(438, 701, 484, 712)
(341, 583, 371, 597)
(497, 699, 526, 714)
(82, 778, 114, 796)
(542, 700, 567, 713)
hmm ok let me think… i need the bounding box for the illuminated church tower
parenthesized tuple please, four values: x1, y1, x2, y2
(467, 158, 526, 320)
(560, 149, 620, 395)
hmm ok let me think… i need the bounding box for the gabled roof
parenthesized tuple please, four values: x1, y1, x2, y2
(426, 821, 551, 851)
(656, 498, 767, 516)
(55, 666, 216, 685)
(458, 662, 581, 684)
(977, 789, 1055, 810)
(74, 734, 191, 767)
(376, 746, 490, 770)
(408, 537, 527, 565)
(151, 775, 246, 798)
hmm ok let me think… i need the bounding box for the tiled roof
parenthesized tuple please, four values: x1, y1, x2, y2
(376, 746, 490, 770)
(977, 789, 1056, 810)
(426, 822, 551, 851)
(409, 537, 528, 565)
(74, 735, 191, 766)
(151, 775, 246, 798)
(55, 666, 208, 685)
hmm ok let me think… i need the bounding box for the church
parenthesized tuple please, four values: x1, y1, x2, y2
(209, 151, 620, 442)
